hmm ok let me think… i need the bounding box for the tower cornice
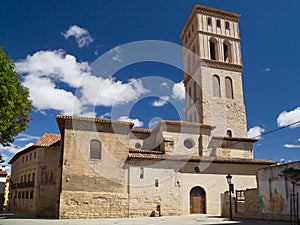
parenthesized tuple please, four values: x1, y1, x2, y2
(180, 4, 240, 40)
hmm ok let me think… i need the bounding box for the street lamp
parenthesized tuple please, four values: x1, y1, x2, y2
(226, 173, 233, 221)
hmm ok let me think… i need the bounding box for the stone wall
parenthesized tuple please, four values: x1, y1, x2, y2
(59, 191, 128, 219)
(59, 120, 131, 219)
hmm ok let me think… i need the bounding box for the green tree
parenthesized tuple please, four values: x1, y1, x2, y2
(0, 47, 32, 162)
(280, 167, 300, 225)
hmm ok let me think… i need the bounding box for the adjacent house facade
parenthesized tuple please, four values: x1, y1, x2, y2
(8, 5, 274, 219)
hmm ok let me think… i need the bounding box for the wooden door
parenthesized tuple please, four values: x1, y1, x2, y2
(191, 195, 203, 214)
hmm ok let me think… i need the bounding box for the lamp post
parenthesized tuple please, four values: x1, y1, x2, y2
(226, 173, 233, 221)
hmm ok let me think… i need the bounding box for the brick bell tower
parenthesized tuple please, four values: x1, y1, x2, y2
(180, 5, 248, 139)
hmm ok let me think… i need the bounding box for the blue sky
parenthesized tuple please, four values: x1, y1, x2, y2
(1, 0, 300, 172)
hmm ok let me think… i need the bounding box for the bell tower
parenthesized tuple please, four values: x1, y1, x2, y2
(180, 5, 248, 138)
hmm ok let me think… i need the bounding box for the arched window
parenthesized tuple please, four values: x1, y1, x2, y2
(213, 75, 221, 97)
(223, 41, 232, 63)
(90, 139, 101, 159)
(209, 38, 218, 60)
(225, 77, 234, 99)
(227, 130, 232, 137)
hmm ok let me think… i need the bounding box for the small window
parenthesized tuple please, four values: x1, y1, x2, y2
(209, 39, 218, 60)
(24, 175, 26, 182)
(227, 130, 232, 137)
(18, 192, 21, 199)
(29, 153, 32, 160)
(184, 139, 195, 149)
(194, 167, 200, 173)
(216, 19, 221, 28)
(32, 173, 35, 181)
(140, 167, 144, 179)
(188, 31, 191, 38)
(207, 17, 212, 26)
(213, 75, 221, 97)
(90, 139, 102, 160)
(25, 155, 28, 162)
(226, 21, 230, 30)
(225, 77, 234, 99)
(155, 179, 159, 187)
(22, 191, 25, 199)
(26, 191, 29, 199)
(28, 174, 31, 182)
(30, 191, 34, 199)
(34, 151, 36, 159)
(135, 143, 142, 149)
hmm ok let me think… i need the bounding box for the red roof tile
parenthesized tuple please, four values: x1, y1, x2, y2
(34, 134, 61, 147)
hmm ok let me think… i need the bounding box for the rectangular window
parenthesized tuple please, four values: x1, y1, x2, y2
(225, 21, 230, 30)
(216, 19, 221, 28)
(34, 151, 36, 159)
(155, 179, 159, 187)
(140, 167, 144, 179)
(207, 17, 212, 26)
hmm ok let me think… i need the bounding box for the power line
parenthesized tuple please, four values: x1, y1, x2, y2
(222, 120, 300, 149)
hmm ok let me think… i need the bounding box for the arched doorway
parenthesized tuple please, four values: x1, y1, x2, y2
(190, 186, 206, 214)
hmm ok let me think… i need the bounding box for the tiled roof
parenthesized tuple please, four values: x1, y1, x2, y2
(56, 115, 134, 127)
(131, 128, 151, 134)
(8, 133, 61, 164)
(128, 152, 274, 165)
(129, 148, 163, 154)
(34, 134, 61, 147)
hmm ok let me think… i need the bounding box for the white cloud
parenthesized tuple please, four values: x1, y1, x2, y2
(160, 82, 169, 88)
(152, 96, 169, 107)
(15, 133, 40, 142)
(118, 116, 144, 127)
(0, 142, 34, 155)
(110, 46, 123, 62)
(264, 67, 271, 72)
(172, 81, 185, 100)
(284, 144, 300, 149)
(247, 126, 265, 139)
(298, 138, 300, 142)
(62, 25, 93, 48)
(100, 112, 111, 119)
(15, 50, 148, 116)
(277, 107, 300, 128)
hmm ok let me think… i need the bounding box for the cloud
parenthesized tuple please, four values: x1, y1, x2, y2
(118, 116, 144, 127)
(284, 144, 300, 149)
(62, 25, 94, 48)
(100, 112, 111, 119)
(16, 50, 148, 116)
(0, 142, 34, 155)
(160, 82, 169, 89)
(172, 81, 185, 100)
(277, 107, 300, 128)
(110, 46, 123, 62)
(15, 133, 40, 142)
(247, 126, 265, 139)
(264, 67, 271, 72)
(298, 138, 300, 142)
(152, 96, 169, 107)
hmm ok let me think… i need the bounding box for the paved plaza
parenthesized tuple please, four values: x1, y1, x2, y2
(0, 213, 291, 225)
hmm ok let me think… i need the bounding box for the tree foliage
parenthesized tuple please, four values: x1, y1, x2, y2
(0, 47, 32, 149)
(279, 167, 300, 187)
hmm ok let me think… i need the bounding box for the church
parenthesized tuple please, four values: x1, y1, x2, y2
(8, 5, 274, 219)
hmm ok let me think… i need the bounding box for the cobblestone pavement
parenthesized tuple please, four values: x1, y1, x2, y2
(0, 213, 291, 225)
